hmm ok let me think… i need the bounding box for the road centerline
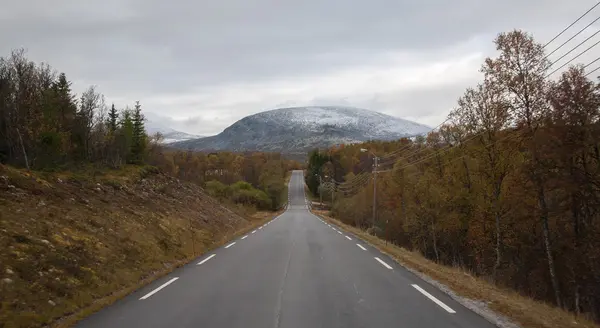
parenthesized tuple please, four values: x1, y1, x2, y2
(225, 242, 236, 249)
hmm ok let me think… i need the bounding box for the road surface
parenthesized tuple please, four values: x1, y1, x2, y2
(77, 170, 495, 328)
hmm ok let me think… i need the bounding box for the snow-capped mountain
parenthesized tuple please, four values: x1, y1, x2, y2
(145, 115, 201, 144)
(170, 106, 431, 152)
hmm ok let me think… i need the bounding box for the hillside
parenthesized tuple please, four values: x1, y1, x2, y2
(0, 164, 269, 327)
(170, 106, 431, 152)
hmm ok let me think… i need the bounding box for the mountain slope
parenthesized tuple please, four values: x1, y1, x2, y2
(145, 114, 201, 143)
(171, 106, 431, 152)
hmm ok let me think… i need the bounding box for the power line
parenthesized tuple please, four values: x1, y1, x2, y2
(544, 15, 600, 59)
(546, 38, 600, 77)
(546, 29, 600, 71)
(337, 175, 371, 191)
(543, 1, 600, 48)
(584, 55, 600, 68)
(585, 64, 600, 77)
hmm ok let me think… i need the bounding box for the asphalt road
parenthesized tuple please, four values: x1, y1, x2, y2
(76, 170, 495, 328)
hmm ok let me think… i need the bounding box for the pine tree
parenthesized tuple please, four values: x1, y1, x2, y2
(131, 101, 147, 163)
(108, 103, 118, 133)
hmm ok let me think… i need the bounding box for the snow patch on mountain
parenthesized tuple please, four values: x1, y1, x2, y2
(145, 116, 200, 143)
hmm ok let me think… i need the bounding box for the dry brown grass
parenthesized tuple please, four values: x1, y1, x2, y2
(313, 210, 599, 328)
(0, 164, 280, 328)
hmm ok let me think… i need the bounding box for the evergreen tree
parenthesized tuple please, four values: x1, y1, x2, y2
(118, 108, 134, 163)
(108, 103, 118, 133)
(130, 101, 147, 163)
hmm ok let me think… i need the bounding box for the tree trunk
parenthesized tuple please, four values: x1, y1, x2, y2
(462, 157, 472, 191)
(493, 209, 502, 281)
(537, 182, 562, 308)
(16, 128, 29, 170)
(492, 184, 503, 282)
(431, 220, 440, 263)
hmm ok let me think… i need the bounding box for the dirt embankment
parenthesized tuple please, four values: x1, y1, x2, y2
(0, 165, 267, 328)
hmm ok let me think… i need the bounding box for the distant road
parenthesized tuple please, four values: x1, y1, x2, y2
(77, 170, 494, 328)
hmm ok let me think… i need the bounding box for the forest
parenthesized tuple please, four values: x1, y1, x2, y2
(149, 149, 300, 211)
(0, 49, 299, 212)
(307, 30, 600, 321)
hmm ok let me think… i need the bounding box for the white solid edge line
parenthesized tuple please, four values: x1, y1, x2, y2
(345, 236, 352, 240)
(374, 257, 393, 270)
(412, 284, 456, 313)
(356, 244, 367, 251)
(251, 230, 257, 233)
(197, 254, 216, 265)
(139, 277, 179, 300)
(241, 235, 248, 240)
(225, 242, 236, 249)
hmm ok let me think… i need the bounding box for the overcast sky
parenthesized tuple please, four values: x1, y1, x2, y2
(2, 0, 600, 135)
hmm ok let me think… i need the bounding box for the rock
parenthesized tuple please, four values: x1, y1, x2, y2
(95, 187, 102, 192)
(40, 239, 51, 245)
(8, 184, 15, 189)
(57, 178, 63, 183)
(2, 278, 13, 284)
(38, 271, 44, 277)
(15, 209, 22, 213)
(38, 200, 46, 207)
(48, 300, 56, 306)
(5, 268, 13, 275)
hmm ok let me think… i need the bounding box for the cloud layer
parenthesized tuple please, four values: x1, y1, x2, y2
(2, 0, 599, 135)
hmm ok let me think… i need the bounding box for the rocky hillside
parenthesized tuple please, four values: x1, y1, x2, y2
(170, 106, 431, 152)
(0, 165, 265, 327)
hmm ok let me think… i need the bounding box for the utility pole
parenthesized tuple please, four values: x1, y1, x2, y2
(331, 180, 335, 205)
(372, 155, 378, 229)
(318, 175, 323, 205)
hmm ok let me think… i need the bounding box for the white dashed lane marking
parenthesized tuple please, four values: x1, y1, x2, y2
(225, 242, 236, 249)
(412, 284, 456, 314)
(374, 257, 393, 270)
(139, 278, 179, 300)
(197, 254, 216, 265)
(356, 244, 367, 251)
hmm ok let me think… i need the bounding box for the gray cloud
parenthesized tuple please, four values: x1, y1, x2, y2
(2, 0, 599, 135)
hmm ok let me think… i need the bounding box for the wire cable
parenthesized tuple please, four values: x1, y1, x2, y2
(543, 1, 600, 48)
(544, 15, 600, 59)
(546, 38, 600, 76)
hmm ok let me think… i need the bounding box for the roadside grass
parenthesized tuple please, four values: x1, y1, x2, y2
(312, 210, 599, 328)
